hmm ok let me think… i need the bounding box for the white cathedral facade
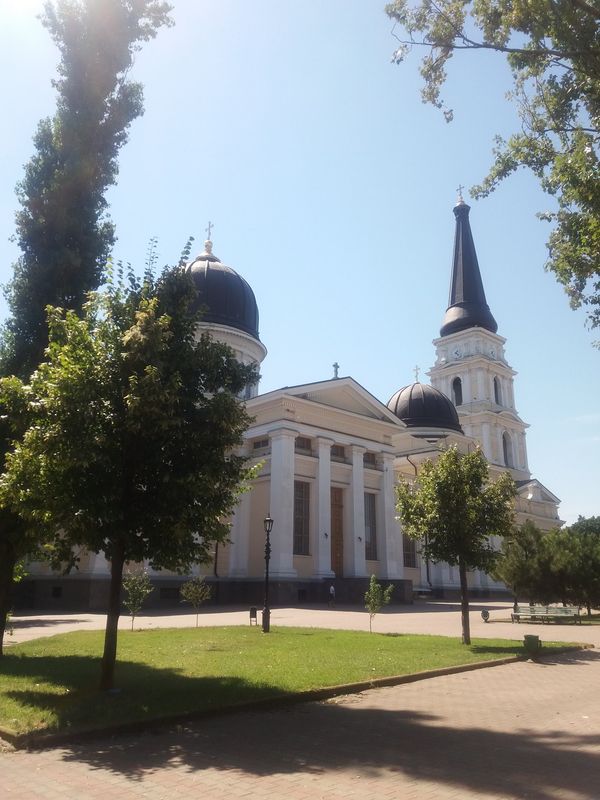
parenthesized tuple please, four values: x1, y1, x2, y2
(20, 199, 562, 609)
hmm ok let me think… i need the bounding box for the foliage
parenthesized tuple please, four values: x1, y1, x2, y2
(0, 627, 574, 738)
(122, 570, 153, 630)
(180, 576, 212, 627)
(492, 520, 548, 601)
(2, 0, 173, 378)
(364, 575, 394, 632)
(396, 446, 515, 643)
(494, 516, 600, 613)
(0, 267, 257, 689)
(0, 0, 172, 659)
(386, 0, 600, 335)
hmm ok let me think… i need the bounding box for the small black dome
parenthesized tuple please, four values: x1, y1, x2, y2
(387, 383, 463, 433)
(188, 241, 260, 340)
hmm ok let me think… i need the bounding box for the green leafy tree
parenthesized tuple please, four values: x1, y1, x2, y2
(2, 0, 173, 378)
(560, 516, 600, 614)
(364, 574, 394, 632)
(386, 0, 600, 336)
(0, 0, 171, 657)
(396, 446, 515, 644)
(0, 268, 257, 690)
(492, 520, 547, 602)
(180, 576, 212, 627)
(122, 570, 153, 630)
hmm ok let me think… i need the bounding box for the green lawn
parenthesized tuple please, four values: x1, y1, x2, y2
(0, 626, 574, 738)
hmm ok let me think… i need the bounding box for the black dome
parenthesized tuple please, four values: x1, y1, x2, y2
(387, 383, 463, 433)
(188, 242, 260, 340)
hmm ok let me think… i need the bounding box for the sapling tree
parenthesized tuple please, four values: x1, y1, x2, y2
(364, 574, 394, 633)
(122, 570, 153, 630)
(180, 576, 212, 627)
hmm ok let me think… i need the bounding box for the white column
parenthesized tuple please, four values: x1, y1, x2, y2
(315, 437, 335, 577)
(379, 453, 401, 578)
(497, 428, 504, 466)
(508, 379, 515, 409)
(481, 422, 492, 461)
(520, 432, 529, 472)
(228, 487, 252, 577)
(268, 428, 297, 578)
(463, 371, 472, 403)
(347, 445, 366, 577)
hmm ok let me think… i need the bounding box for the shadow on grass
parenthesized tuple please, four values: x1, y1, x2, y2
(0, 653, 283, 737)
(47, 649, 600, 800)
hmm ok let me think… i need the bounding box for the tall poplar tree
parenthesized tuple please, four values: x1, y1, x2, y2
(0, 0, 172, 653)
(3, 0, 173, 377)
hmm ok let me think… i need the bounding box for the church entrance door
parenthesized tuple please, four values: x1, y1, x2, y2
(330, 487, 343, 577)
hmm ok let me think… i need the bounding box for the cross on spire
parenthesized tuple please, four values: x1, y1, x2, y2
(456, 184, 465, 203)
(206, 220, 213, 240)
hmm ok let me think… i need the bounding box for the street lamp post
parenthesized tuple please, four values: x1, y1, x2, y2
(262, 514, 273, 633)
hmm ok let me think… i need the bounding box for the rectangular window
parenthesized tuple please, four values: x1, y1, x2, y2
(363, 452, 377, 468)
(403, 534, 417, 569)
(293, 481, 310, 555)
(295, 436, 312, 454)
(364, 492, 377, 560)
(331, 444, 346, 461)
(253, 438, 269, 450)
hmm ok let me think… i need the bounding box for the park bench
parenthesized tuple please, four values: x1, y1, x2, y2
(511, 605, 581, 624)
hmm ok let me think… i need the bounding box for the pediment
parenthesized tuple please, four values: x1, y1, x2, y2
(516, 478, 560, 505)
(252, 378, 403, 426)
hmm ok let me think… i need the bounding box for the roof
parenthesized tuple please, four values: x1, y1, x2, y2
(440, 200, 498, 337)
(387, 382, 463, 433)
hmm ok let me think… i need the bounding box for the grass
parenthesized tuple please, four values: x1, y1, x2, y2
(0, 626, 576, 739)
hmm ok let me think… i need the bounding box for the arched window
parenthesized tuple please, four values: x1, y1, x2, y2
(502, 432, 514, 468)
(452, 377, 463, 406)
(494, 377, 502, 405)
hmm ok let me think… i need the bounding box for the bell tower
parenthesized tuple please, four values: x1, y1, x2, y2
(428, 198, 530, 479)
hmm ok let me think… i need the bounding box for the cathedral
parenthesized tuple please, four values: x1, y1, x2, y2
(19, 198, 562, 609)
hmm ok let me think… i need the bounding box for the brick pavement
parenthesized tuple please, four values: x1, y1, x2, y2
(2, 605, 599, 799)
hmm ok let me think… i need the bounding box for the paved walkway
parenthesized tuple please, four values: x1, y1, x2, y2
(2, 604, 599, 799)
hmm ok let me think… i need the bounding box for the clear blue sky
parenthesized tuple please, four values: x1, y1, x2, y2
(1, 0, 598, 525)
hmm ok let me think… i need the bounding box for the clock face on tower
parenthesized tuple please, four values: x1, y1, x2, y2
(452, 347, 461, 359)
(489, 347, 496, 359)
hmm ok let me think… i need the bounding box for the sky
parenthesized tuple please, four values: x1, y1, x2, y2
(1, 0, 598, 525)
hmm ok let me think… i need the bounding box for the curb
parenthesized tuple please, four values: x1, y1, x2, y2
(1, 643, 593, 751)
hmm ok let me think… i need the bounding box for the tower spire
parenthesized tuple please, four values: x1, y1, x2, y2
(439, 199, 498, 337)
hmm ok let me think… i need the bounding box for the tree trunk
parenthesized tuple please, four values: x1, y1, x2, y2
(458, 558, 471, 645)
(100, 544, 125, 691)
(0, 543, 17, 657)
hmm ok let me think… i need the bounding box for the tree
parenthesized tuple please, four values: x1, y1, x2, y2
(2, 0, 173, 378)
(122, 570, 153, 630)
(396, 446, 515, 644)
(180, 576, 212, 627)
(492, 520, 548, 602)
(364, 574, 394, 633)
(386, 0, 600, 336)
(0, 0, 172, 657)
(561, 516, 600, 614)
(0, 268, 257, 689)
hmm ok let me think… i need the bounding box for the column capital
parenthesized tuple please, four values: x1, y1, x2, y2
(350, 444, 366, 457)
(316, 436, 335, 448)
(268, 427, 298, 441)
